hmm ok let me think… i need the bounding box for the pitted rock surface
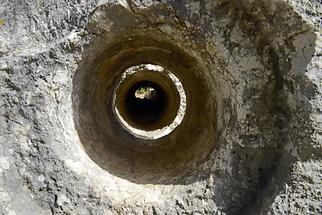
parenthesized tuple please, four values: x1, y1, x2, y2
(0, 0, 321, 214)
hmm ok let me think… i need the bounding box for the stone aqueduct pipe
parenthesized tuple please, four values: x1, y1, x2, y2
(0, 0, 321, 214)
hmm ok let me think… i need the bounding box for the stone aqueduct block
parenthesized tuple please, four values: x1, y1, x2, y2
(0, 0, 321, 214)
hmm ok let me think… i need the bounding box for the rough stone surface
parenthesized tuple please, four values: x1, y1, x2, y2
(0, 0, 321, 214)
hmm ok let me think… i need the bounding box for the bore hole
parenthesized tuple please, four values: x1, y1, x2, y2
(125, 81, 167, 125)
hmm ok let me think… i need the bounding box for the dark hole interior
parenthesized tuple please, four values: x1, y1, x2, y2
(125, 81, 167, 125)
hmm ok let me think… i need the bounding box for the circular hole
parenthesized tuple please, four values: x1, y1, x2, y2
(125, 81, 167, 126)
(73, 36, 220, 184)
(113, 64, 186, 140)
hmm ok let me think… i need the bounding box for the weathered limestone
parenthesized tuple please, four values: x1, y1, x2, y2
(0, 0, 321, 214)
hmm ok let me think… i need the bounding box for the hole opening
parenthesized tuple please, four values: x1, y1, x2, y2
(73, 35, 219, 183)
(126, 81, 168, 125)
(113, 64, 186, 140)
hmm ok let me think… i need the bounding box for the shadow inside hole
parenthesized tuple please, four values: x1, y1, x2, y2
(125, 81, 168, 126)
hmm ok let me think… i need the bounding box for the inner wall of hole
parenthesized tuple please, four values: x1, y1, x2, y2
(73, 35, 225, 184)
(113, 67, 182, 134)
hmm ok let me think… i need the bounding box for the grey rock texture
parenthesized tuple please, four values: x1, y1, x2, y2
(0, 0, 321, 214)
